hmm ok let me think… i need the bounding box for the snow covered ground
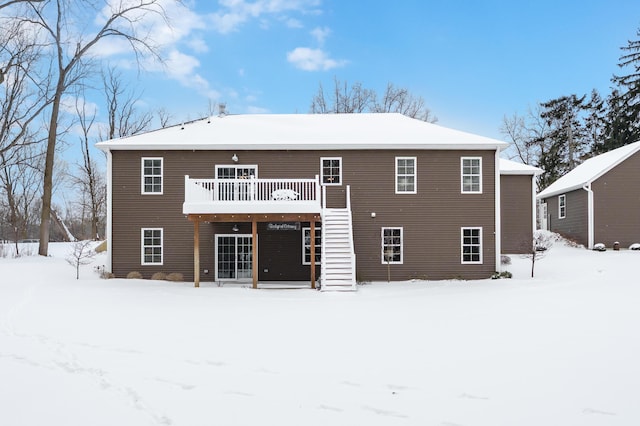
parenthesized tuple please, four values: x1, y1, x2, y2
(1, 240, 639, 425)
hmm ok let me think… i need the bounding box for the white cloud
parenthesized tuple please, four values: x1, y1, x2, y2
(310, 26, 330, 45)
(209, 0, 322, 33)
(283, 17, 303, 28)
(286, 47, 346, 71)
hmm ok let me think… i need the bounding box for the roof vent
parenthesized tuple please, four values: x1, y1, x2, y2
(218, 103, 226, 117)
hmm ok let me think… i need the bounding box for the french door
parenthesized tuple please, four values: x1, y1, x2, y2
(216, 235, 253, 280)
(216, 165, 257, 201)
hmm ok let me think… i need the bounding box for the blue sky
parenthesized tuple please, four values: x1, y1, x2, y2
(99, 0, 640, 142)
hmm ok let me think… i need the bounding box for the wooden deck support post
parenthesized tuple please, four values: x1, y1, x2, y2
(194, 219, 200, 288)
(252, 219, 258, 289)
(310, 220, 316, 289)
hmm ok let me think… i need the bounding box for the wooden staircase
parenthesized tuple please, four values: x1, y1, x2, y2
(320, 207, 357, 291)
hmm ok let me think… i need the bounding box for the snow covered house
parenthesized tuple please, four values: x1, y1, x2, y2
(537, 141, 640, 249)
(97, 113, 521, 289)
(500, 159, 543, 254)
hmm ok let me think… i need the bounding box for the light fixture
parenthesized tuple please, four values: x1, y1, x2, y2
(232, 224, 239, 232)
(232, 153, 239, 162)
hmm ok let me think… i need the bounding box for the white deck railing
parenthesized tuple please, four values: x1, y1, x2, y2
(183, 175, 322, 214)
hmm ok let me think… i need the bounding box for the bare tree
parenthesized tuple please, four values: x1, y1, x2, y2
(101, 67, 153, 140)
(310, 78, 436, 122)
(156, 107, 173, 128)
(2, 0, 175, 256)
(66, 240, 96, 279)
(0, 145, 44, 256)
(71, 94, 106, 240)
(0, 18, 51, 164)
(373, 83, 437, 123)
(500, 104, 550, 166)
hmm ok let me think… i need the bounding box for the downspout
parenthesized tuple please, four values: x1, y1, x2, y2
(106, 150, 113, 273)
(531, 174, 537, 235)
(494, 150, 501, 272)
(583, 182, 594, 249)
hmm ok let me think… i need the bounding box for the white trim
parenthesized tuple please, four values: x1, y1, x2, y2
(461, 227, 483, 264)
(141, 157, 163, 195)
(302, 226, 322, 265)
(215, 164, 258, 179)
(532, 175, 537, 235)
(320, 157, 342, 186)
(141, 228, 163, 265)
(214, 234, 254, 281)
(494, 150, 501, 271)
(106, 151, 113, 273)
(395, 156, 417, 194)
(558, 194, 566, 219)
(584, 184, 594, 249)
(381, 227, 403, 264)
(461, 156, 482, 194)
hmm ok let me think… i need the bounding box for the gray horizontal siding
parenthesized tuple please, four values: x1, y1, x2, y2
(111, 149, 497, 281)
(593, 151, 640, 247)
(501, 175, 533, 254)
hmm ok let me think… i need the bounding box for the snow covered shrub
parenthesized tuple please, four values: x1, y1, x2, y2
(94, 265, 114, 279)
(166, 272, 184, 282)
(151, 272, 167, 280)
(630, 243, 640, 250)
(501, 255, 511, 265)
(127, 271, 143, 279)
(491, 271, 512, 279)
(593, 243, 606, 252)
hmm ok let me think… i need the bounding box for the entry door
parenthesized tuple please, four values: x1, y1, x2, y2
(216, 165, 257, 201)
(216, 235, 253, 280)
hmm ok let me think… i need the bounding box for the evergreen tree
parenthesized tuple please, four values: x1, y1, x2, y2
(585, 89, 607, 154)
(535, 95, 588, 190)
(610, 27, 640, 146)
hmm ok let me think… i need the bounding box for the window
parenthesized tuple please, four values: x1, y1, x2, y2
(381, 227, 403, 264)
(461, 157, 482, 193)
(141, 228, 163, 265)
(461, 227, 482, 264)
(558, 194, 566, 219)
(321, 157, 341, 185)
(142, 157, 163, 194)
(302, 226, 322, 265)
(396, 157, 417, 194)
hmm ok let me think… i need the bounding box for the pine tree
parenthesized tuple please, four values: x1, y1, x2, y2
(610, 27, 640, 146)
(535, 94, 588, 190)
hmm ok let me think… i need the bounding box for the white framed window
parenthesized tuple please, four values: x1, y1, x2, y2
(381, 227, 403, 264)
(461, 157, 482, 193)
(461, 227, 482, 264)
(302, 226, 322, 265)
(321, 157, 342, 185)
(558, 194, 566, 219)
(141, 157, 163, 194)
(141, 228, 163, 265)
(395, 157, 417, 194)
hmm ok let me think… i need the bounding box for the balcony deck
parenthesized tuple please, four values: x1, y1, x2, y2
(183, 176, 322, 215)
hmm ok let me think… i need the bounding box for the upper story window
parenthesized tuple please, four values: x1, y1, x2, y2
(461, 227, 482, 264)
(321, 157, 342, 185)
(141, 228, 163, 265)
(395, 157, 417, 194)
(381, 227, 403, 264)
(558, 194, 566, 219)
(461, 157, 482, 193)
(142, 157, 163, 194)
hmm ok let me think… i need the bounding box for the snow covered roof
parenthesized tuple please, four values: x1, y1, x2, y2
(96, 113, 508, 151)
(537, 140, 640, 199)
(499, 158, 542, 175)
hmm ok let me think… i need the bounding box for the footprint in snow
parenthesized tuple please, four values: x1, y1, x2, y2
(583, 408, 616, 416)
